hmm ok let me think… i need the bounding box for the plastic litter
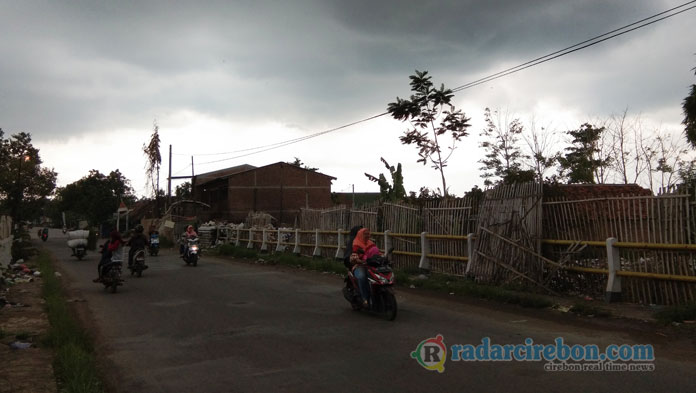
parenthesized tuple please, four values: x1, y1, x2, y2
(33, 271, 41, 277)
(9, 341, 32, 350)
(54, 272, 62, 278)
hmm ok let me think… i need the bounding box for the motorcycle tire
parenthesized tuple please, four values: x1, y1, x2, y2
(76, 254, 84, 261)
(192, 255, 198, 267)
(137, 268, 142, 278)
(110, 283, 118, 293)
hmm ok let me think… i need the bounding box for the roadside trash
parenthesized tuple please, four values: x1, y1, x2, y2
(33, 271, 41, 277)
(409, 285, 415, 289)
(416, 274, 428, 281)
(556, 305, 571, 313)
(9, 341, 32, 350)
(449, 292, 454, 295)
(583, 296, 593, 301)
(54, 272, 62, 278)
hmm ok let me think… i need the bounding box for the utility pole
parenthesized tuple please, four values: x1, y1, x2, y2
(352, 184, 355, 207)
(167, 144, 172, 210)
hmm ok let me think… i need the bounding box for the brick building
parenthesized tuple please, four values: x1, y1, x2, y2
(192, 162, 335, 225)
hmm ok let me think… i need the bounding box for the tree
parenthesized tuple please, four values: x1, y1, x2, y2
(557, 123, 612, 184)
(364, 158, 406, 202)
(387, 70, 471, 197)
(175, 181, 192, 200)
(143, 121, 162, 216)
(683, 66, 696, 148)
(54, 169, 135, 226)
(522, 117, 558, 183)
(0, 130, 57, 224)
(288, 157, 318, 172)
(479, 108, 535, 186)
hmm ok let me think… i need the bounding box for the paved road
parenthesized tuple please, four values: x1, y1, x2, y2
(40, 229, 695, 393)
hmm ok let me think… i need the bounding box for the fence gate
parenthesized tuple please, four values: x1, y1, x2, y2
(468, 182, 547, 290)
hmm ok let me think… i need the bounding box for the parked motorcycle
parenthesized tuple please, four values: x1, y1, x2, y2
(182, 237, 200, 266)
(128, 248, 147, 277)
(149, 232, 160, 256)
(343, 251, 397, 321)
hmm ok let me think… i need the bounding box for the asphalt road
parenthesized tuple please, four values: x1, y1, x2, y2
(39, 229, 695, 393)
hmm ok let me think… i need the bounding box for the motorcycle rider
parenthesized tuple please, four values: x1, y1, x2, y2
(127, 225, 149, 269)
(350, 227, 380, 308)
(94, 230, 124, 282)
(179, 225, 198, 256)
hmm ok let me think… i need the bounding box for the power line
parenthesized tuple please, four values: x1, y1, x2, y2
(187, 1, 696, 165)
(452, 1, 696, 92)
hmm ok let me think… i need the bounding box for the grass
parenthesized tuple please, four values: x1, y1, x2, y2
(653, 302, 696, 324)
(213, 245, 553, 309)
(36, 250, 104, 393)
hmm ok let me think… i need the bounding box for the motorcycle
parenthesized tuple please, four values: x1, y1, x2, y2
(40, 228, 48, 242)
(343, 251, 397, 321)
(99, 244, 124, 293)
(101, 260, 124, 293)
(128, 248, 148, 277)
(149, 233, 160, 256)
(182, 237, 200, 266)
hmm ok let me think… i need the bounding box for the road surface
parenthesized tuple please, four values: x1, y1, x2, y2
(41, 229, 695, 393)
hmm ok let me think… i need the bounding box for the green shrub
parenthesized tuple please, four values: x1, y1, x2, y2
(654, 302, 696, 324)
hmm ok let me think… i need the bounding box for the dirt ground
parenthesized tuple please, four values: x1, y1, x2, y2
(0, 274, 57, 393)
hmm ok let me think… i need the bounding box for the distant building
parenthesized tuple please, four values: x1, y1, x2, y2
(192, 162, 336, 225)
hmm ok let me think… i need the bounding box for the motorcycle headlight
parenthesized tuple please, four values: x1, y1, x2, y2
(191, 245, 199, 252)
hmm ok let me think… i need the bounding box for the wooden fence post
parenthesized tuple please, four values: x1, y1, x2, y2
(313, 229, 321, 257)
(465, 233, 475, 275)
(419, 231, 430, 271)
(293, 228, 301, 254)
(605, 237, 622, 302)
(260, 229, 268, 252)
(335, 229, 344, 259)
(247, 229, 254, 249)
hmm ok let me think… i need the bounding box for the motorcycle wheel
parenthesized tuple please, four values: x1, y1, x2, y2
(110, 283, 118, 293)
(382, 291, 397, 321)
(76, 253, 84, 261)
(192, 255, 198, 267)
(137, 268, 143, 277)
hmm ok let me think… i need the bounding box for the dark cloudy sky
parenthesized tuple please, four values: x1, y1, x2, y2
(1, 0, 695, 197)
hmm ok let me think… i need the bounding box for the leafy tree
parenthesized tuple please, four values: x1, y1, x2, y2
(683, 66, 696, 148)
(175, 181, 192, 200)
(143, 121, 162, 216)
(479, 108, 535, 186)
(557, 123, 612, 184)
(0, 130, 57, 224)
(387, 70, 471, 197)
(289, 157, 318, 172)
(54, 169, 135, 226)
(364, 158, 406, 202)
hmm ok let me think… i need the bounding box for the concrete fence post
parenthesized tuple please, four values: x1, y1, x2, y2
(418, 231, 430, 271)
(293, 228, 301, 254)
(605, 237, 622, 303)
(275, 229, 284, 252)
(335, 229, 344, 259)
(384, 230, 392, 256)
(246, 229, 254, 249)
(313, 229, 321, 257)
(465, 233, 475, 275)
(235, 228, 241, 247)
(260, 229, 268, 252)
